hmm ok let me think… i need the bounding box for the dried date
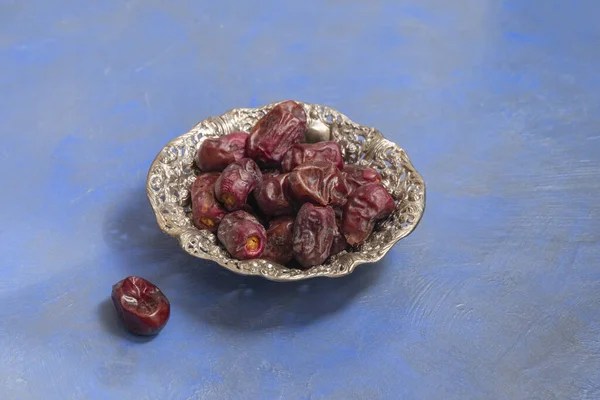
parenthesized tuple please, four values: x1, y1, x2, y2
(330, 216, 348, 255)
(343, 164, 382, 194)
(196, 132, 248, 172)
(214, 158, 262, 211)
(292, 203, 336, 268)
(191, 172, 227, 232)
(246, 100, 307, 167)
(263, 216, 295, 265)
(342, 182, 395, 246)
(217, 211, 266, 259)
(281, 141, 343, 172)
(111, 276, 170, 336)
(253, 172, 293, 217)
(288, 162, 349, 207)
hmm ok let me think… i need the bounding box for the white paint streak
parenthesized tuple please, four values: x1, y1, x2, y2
(134, 44, 176, 72)
(70, 188, 94, 204)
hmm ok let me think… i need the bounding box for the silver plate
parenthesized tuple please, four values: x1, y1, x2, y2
(146, 101, 426, 281)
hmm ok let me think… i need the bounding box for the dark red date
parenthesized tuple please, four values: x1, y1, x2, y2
(246, 100, 307, 167)
(253, 172, 293, 217)
(191, 173, 227, 232)
(281, 141, 343, 172)
(330, 216, 348, 255)
(342, 182, 395, 246)
(263, 216, 295, 265)
(288, 162, 349, 207)
(215, 158, 262, 211)
(217, 210, 266, 259)
(343, 164, 382, 194)
(111, 276, 170, 336)
(196, 132, 248, 172)
(292, 203, 336, 268)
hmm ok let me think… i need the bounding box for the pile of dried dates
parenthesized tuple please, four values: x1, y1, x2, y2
(191, 101, 395, 269)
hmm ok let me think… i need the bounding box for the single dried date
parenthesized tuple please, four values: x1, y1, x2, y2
(342, 182, 395, 246)
(292, 203, 336, 268)
(214, 158, 262, 211)
(196, 132, 248, 172)
(191, 172, 227, 232)
(253, 172, 293, 217)
(246, 100, 307, 167)
(288, 162, 349, 207)
(343, 164, 382, 194)
(217, 211, 266, 259)
(281, 141, 343, 172)
(111, 276, 170, 336)
(263, 216, 295, 265)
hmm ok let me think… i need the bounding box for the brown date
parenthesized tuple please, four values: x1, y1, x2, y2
(111, 276, 170, 336)
(292, 203, 336, 268)
(342, 182, 395, 246)
(281, 141, 343, 172)
(217, 211, 266, 259)
(262, 216, 295, 265)
(253, 172, 293, 217)
(196, 132, 248, 172)
(330, 216, 348, 255)
(246, 100, 307, 167)
(214, 158, 262, 211)
(343, 164, 382, 194)
(288, 162, 349, 207)
(190, 172, 227, 232)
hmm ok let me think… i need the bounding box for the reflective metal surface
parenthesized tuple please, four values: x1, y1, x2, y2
(147, 101, 426, 281)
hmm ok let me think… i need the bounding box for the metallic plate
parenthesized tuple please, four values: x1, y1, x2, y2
(146, 101, 426, 281)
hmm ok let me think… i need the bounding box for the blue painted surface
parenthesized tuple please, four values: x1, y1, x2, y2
(1, 0, 600, 399)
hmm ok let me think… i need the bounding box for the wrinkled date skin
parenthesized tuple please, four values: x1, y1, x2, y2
(253, 173, 293, 216)
(111, 276, 170, 336)
(246, 100, 307, 167)
(217, 210, 266, 259)
(342, 182, 395, 246)
(196, 132, 248, 172)
(281, 141, 343, 172)
(330, 216, 348, 255)
(263, 216, 295, 265)
(215, 158, 262, 211)
(343, 164, 382, 194)
(191, 173, 227, 232)
(288, 162, 349, 207)
(292, 203, 336, 268)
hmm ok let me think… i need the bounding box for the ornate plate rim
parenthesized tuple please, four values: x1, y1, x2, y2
(146, 101, 426, 282)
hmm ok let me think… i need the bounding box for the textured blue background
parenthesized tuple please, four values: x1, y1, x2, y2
(2, 1, 600, 399)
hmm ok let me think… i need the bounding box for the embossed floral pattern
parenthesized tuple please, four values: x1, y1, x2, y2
(146, 101, 425, 281)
